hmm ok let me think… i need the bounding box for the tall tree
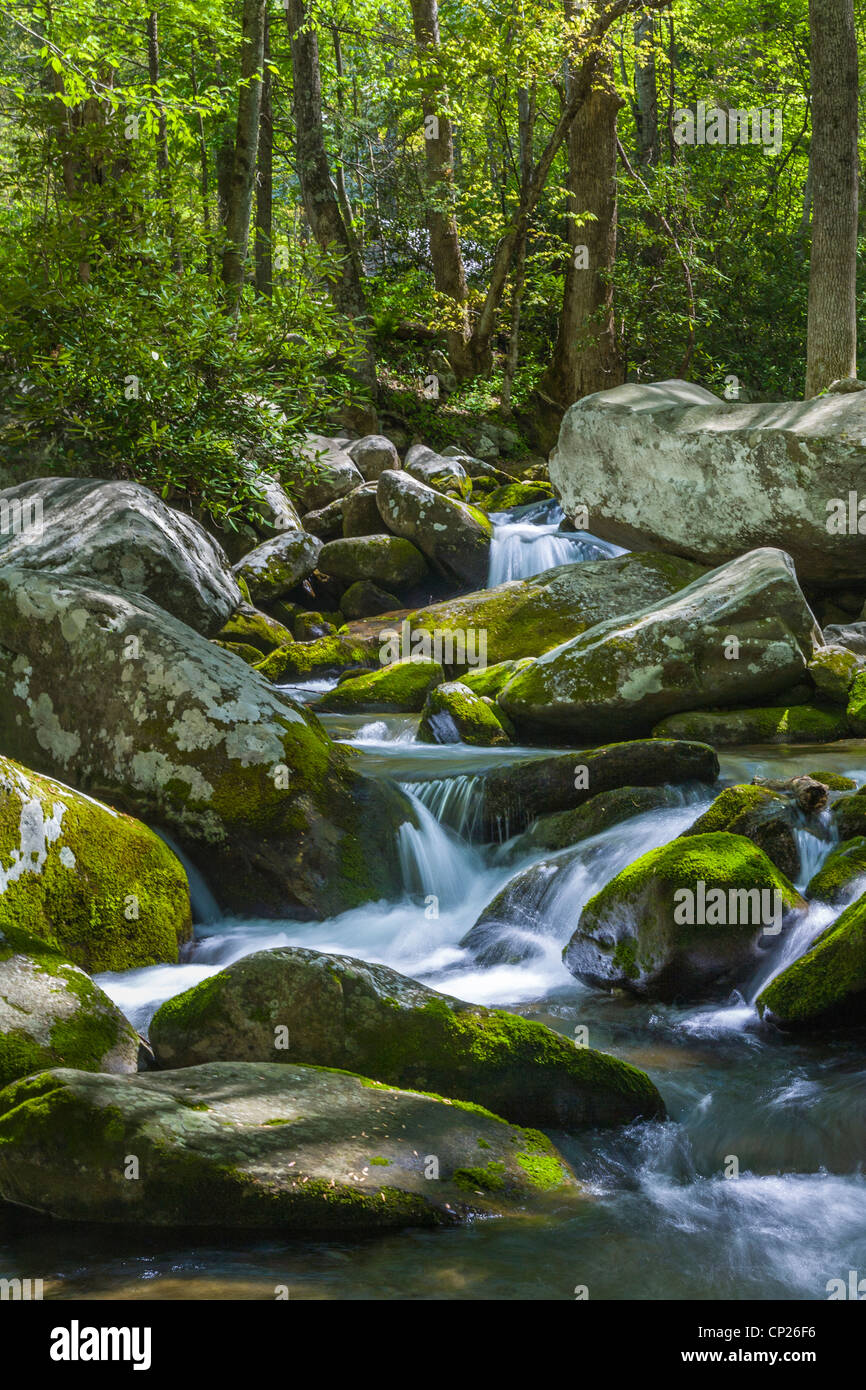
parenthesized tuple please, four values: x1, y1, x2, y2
(805, 0, 858, 397)
(633, 10, 658, 164)
(254, 14, 273, 297)
(221, 0, 267, 307)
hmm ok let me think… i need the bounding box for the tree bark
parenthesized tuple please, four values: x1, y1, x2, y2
(221, 0, 267, 307)
(633, 10, 658, 164)
(805, 0, 858, 397)
(254, 14, 273, 297)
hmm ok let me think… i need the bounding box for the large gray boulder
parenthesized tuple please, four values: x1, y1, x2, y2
(404, 445, 471, 499)
(232, 530, 322, 601)
(498, 548, 822, 741)
(283, 436, 364, 511)
(549, 379, 866, 587)
(0, 478, 241, 636)
(0, 567, 413, 919)
(318, 534, 428, 589)
(376, 470, 493, 589)
(346, 434, 401, 480)
(149, 946, 663, 1130)
(0, 1063, 580, 1228)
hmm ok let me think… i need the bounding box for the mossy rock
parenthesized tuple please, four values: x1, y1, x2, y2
(340, 580, 401, 621)
(213, 640, 263, 668)
(0, 755, 191, 972)
(679, 784, 800, 880)
(318, 536, 428, 590)
(233, 531, 322, 602)
(564, 832, 807, 1000)
(506, 785, 688, 858)
(805, 838, 866, 906)
(314, 658, 445, 713)
(293, 612, 336, 641)
(459, 658, 535, 699)
(654, 704, 848, 746)
(807, 769, 857, 791)
(217, 605, 295, 655)
(149, 948, 664, 1130)
(255, 634, 377, 682)
(0, 924, 139, 1088)
(833, 789, 866, 840)
(756, 891, 866, 1029)
(808, 646, 864, 707)
(846, 671, 866, 735)
(0, 1062, 580, 1228)
(484, 482, 554, 511)
(417, 682, 512, 747)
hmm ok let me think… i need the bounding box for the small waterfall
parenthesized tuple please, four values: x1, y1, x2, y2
(486, 499, 627, 586)
(152, 828, 222, 925)
(397, 786, 483, 905)
(402, 774, 489, 842)
(793, 808, 838, 890)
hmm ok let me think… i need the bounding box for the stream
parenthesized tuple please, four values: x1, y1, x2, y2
(4, 501, 866, 1301)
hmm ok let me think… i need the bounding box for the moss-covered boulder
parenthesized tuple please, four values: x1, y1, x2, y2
(341, 483, 388, 538)
(653, 704, 848, 746)
(318, 535, 428, 589)
(376, 470, 493, 589)
(805, 839, 866, 905)
(0, 755, 191, 971)
(679, 785, 800, 880)
(254, 633, 377, 683)
(0, 1063, 580, 1228)
(484, 481, 554, 511)
(217, 605, 295, 655)
(499, 549, 823, 742)
(233, 531, 322, 602)
(343, 550, 705, 668)
(150, 948, 663, 1130)
(404, 446, 472, 499)
(0, 568, 414, 919)
(564, 833, 807, 1000)
(314, 658, 445, 713)
(506, 786, 688, 859)
(846, 671, 866, 736)
(419, 738, 719, 843)
(807, 769, 857, 791)
(808, 645, 864, 706)
(417, 682, 512, 746)
(833, 789, 866, 840)
(213, 639, 263, 667)
(756, 892, 866, 1028)
(459, 658, 535, 699)
(339, 580, 401, 620)
(0, 925, 139, 1088)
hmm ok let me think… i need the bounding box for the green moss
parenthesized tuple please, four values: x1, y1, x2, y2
(417, 682, 512, 747)
(452, 1161, 506, 1193)
(806, 839, 866, 905)
(686, 785, 782, 833)
(484, 482, 554, 511)
(653, 704, 849, 746)
(612, 937, 639, 980)
(315, 658, 445, 713)
(459, 659, 535, 699)
(807, 770, 858, 791)
(370, 1155, 390, 1165)
(255, 635, 375, 682)
(213, 640, 266, 667)
(757, 892, 866, 1026)
(218, 608, 294, 655)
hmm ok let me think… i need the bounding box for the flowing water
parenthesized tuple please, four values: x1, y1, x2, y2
(3, 503, 866, 1301)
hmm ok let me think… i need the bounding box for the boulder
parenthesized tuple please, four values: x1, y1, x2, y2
(805, 769, 857, 792)
(679, 785, 801, 880)
(824, 622, 866, 656)
(505, 786, 688, 860)
(757, 892, 866, 1028)
(549, 378, 866, 586)
(254, 633, 376, 683)
(376, 470, 493, 590)
(564, 832, 807, 999)
(339, 580, 401, 620)
(484, 482, 554, 512)
(0, 568, 412, 919)
(343, 551, 706, 668)
(293, 612, 335, 641)
(0, 754, 191, 971)
(318, 535, 428, 590)
(341, 484, 387, 538)
(417, 682, 512, 746)
(654, 704, 848, 746)
(315, 657, 444, 713)
(282, 436, 364, 511)
(499, 549, 822, 741)
(0, 478, 241, 636)
(404, 445, 471, 499)
(346, 434, 401, 480)
(0, 924, 140, 1088)
(0, 1063, 581, 1227)
(233, 531, 322, 602)
(217, 604, 295, 655)
(834, 789, 866, 840)
(149, 947, 663, 1130)
(805, 839, 866, 905)
(301, 497, 346, 542)
(808, 645, 865, 706)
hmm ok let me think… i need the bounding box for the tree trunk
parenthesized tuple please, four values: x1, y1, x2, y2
(254, 14, 273, 297)
(537, 49, 623, 409)
(501, 84, 535, 415)
(221, 0, 267, 307)
(331, 23, 360, 263)
(805, 0, 858, 397)
(409, 0, 473, 379)
(633, 11, 658, 164)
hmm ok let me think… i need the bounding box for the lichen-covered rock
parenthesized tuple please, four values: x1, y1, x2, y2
(339, 580, 401, 620)
(149, 948, 663, 1130)
(756, 892, 866, 1028)
(0, 478, 241, 636)
(318, 535, 428, 589)
(484, 482, 554, 511)
(417, 682, 512, 746)
(341, 484, 388, 538)
(0, 1062, 580, 1228)
(805, 839, 866, 905)
(404, 445, 471, 499)
(505, 786, 687, 859)
(417, 738, 719, 843)
(549, 378, 866, 586)
(376, 470, 493, 589)
(233, 530, 322, 602)
(808, 645, 865, 706)
(564, 833, 807, 1000)
(0, 568, 413, 918)
(343, 551, 705, 668)
(217, 604, 295, 655)
(346, 434, 401, 481)
(680, 785, 801, 881)
(283, 436, 364, 510)
(0, 754, 191, 971)
(499, 549, 822, 742)
(654, 703, 848, 746)
(0, 924, 139, 1088)
(315, 658, 444, 713)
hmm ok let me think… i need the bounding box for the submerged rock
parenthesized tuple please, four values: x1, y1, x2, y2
(0, 568, 412, 919)
(149, 948, 664, 1130)
(564, 832, 807, 1000)
(0, 478, 241, 636)
(0, 1062, 580, 1228)
(757, 892, 866, 1029)
(0, 925, 139, 1088)
(499, 549, 822, 742)
(417, 682, 512, 747)
(0, 754, 191, 971)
